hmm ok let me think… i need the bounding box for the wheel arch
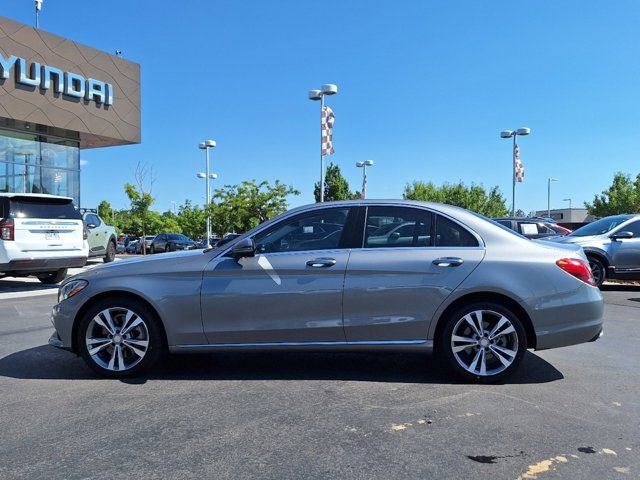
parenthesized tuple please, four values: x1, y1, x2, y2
(582, 248, 610, 268)
(432, 292, 536, 350)
(71, 290, 168, 354)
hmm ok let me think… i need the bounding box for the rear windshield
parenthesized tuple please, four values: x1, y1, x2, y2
(9, 198, 81, 220)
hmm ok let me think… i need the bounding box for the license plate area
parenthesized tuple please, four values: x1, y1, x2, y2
(45, 232, 61, 241)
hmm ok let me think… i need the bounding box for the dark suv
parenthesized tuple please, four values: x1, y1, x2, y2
(493, 217, 572, 239)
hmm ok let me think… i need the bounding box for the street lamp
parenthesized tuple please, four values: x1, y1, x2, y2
(500, 127, 531, 216)
(308, 83, 338, 202)
(547, 177, 559, 219)
(198, 140, 216, 247)
(563, 198, 572, 210)
(35, 0, 43, 28)
(356, 160, 374, 199)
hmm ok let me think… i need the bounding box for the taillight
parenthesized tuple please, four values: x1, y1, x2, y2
(83, 222, 88, 240)
(557, 225, 572, 235)
(556, 258, 596, 286)
(0, 218, 14, 241)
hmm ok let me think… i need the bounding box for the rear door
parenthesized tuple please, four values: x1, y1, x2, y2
(10, 197, 84, 254)
(343, 206, 485, 342)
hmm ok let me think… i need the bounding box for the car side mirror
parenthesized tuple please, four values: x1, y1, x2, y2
(86, 223, 96, 229)
(610, 231, 634, 241)
(231, 237, 255, 259)
(390, 232, 401, 240)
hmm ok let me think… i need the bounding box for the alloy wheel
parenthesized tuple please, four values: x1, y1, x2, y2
(450, 309, 519, 377)
(588, 259, 604, 286)
(85, 307, 150, 372)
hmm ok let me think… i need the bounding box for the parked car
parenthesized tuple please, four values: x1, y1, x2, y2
(81, 210, 117, 263)
(50, 200, 603, 381)
(116, 240, 126, 254)
(0, 193, 87, 284)
(150, 233, 197, 253)
(493, 217, 571, 239)
(543, 214, 640, 287)
(216, 233, 241, 247)
(125, 240, 138, 254)
(196, 236, 222, 249)
(135, 235, 156, 254)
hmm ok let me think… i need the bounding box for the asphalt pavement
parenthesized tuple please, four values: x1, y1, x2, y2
(0, 278, 639, 479)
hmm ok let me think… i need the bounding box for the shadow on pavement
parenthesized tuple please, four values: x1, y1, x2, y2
(601, 283, 640, 292)
(0, 345, 563, 385)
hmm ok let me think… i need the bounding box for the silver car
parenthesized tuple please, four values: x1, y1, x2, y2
(544, 214, 640, 287)
(49, 200, 604, 382)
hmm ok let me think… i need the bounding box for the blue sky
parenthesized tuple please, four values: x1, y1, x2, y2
(4, 0, 640, 213)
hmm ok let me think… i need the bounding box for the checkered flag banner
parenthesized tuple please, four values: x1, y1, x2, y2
(321, 106, 335, 156)
(514, 145, 524, 182)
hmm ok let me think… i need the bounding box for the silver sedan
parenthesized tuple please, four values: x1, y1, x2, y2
(49, 200, 604, 382)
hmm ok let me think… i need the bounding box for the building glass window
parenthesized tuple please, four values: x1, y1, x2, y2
(0, 128, 80, 205)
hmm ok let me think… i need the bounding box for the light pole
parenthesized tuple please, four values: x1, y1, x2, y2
(171, 201, 176, 214)
(35, 0, 43, 28)
(356, 160, 374, 199)
(547, 177, 559, 219)
(563, 198, 572, 210)
(500, 127, 531, 216)
(198, 140, 216, 247)
(308, 84, 338, 202)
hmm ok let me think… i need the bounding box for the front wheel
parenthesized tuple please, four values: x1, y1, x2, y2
(36, 268, 68, 284)
(438, 302, 527, 383)
(77, 298, 165, 378)
(587, 256, 606, 288)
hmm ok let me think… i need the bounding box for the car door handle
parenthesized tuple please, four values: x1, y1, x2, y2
(432, 257, 464, 267)
(306, 258, 337, 268)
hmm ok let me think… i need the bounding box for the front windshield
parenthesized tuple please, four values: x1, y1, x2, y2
(569, 215, 633, 237)
(168, 234, 190, 241)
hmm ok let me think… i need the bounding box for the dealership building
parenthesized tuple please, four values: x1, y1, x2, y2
(0, 16, 140, 206)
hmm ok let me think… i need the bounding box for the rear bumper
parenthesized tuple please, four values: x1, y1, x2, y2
(0, 256, 87, 273)
(533, 284, 605, 350)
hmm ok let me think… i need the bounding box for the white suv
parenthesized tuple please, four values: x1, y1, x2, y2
(0, 193, 88, 284)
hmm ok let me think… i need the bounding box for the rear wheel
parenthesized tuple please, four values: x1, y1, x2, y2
(165, 245, 170, 253)
(77, 298, 165, 378)
(36, 268, 67, 284)
(103, 240, 116, 263)
(587, 256, 606, 288)
(438, 302, 527, 383)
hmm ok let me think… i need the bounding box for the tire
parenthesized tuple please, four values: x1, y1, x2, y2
(36, 268, 68, 284)
(165, 245, 170, 253)
(77, 297, 165, 378)
(587, 255, 606, 288)
(438, 302, 527, 383)
(103, 240, 116, 263)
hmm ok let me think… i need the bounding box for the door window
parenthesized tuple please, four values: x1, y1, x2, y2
(85, 214, 101, 227)
(364, 206, 432, 248)
(435, 215, 479, 247)
(621, 221, 640, 237)
(254, 208, 350, 253)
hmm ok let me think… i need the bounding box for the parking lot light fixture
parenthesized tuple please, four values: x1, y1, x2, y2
(548, 177, 559, 218)
(356, 160, 374, 199)
(308, 84, 338, 202)
(564, 198, 572, 210)
(501, 127, 532, 216)
(198, 140, 216, 247)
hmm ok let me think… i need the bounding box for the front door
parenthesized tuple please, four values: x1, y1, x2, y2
(200, 207, 355, 344)
(343, 206, 485, 342)
(610, 220, 640, 272)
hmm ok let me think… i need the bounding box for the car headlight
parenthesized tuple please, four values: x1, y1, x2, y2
(58, 279, 88, 303)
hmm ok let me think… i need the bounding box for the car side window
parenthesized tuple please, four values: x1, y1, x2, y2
(364, 206, 432, 248)
(254, 207, 350, 253)
(435, 214, 479, 247)
(86, 214, 101, 227)
(623, 221, 640, 237)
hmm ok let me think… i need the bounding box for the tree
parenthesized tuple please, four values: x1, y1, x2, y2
(210, 180, 299, 235)
(176, 200, 206, 240)
(403, 180, 509, 217)
(97, 200, 114, 224)
(314, 163, 359, 202)
(585, 172, 640, 217)
(125, 162, 155, 254)
(515, 209, 526, 218)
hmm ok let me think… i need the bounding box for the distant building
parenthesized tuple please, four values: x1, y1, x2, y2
(534, 208, 595, 224)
